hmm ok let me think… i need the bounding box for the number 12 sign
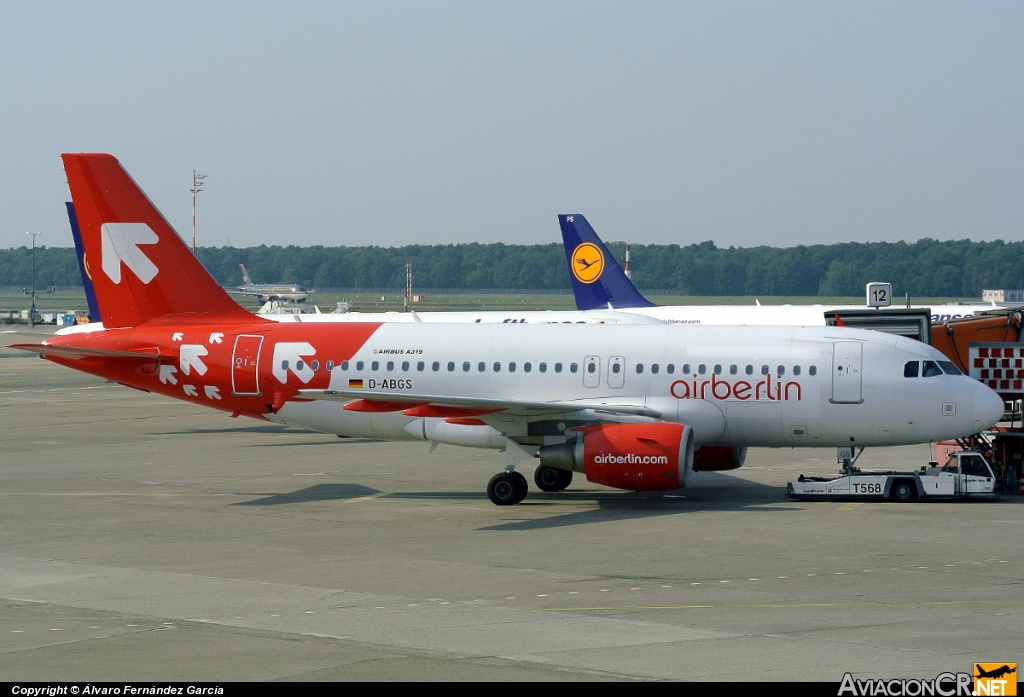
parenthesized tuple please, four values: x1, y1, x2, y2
(866, 282, 891, 308)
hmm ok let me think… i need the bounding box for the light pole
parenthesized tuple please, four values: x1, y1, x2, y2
(25, 231, 41, 327)
(190, 170, 207, 253)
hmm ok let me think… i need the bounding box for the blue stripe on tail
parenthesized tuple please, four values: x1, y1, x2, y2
(558, 214, 656, 310)
(66, 202, 102, 322)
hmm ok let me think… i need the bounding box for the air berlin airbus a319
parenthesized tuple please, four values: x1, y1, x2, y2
(11, 154, 1004, 505)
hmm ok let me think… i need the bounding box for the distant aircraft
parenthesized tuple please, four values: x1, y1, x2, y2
(231, 263, 311, 302)
(558, 214, 1008, 325)
(975, 665, 1016, 680)
(14, 153, 1004, 507)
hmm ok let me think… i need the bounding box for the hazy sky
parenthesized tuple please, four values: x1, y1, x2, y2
(1, 2, 1021, 250)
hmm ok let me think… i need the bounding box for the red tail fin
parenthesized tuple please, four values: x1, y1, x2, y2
(62, 153, 257, 328)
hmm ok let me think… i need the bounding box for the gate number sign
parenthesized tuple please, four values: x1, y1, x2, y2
(866, 282, 892, 308)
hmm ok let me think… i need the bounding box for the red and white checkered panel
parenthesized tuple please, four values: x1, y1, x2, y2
(970, 343, 1024, 394)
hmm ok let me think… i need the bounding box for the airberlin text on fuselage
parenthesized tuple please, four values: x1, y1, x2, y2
(670, 373, 802, 401)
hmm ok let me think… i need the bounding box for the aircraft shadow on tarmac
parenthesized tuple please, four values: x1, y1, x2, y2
(233, 474, 797, 529)
(234, 483, 380, 505)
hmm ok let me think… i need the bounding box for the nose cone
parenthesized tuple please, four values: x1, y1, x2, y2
(973, 384, 1005, 431)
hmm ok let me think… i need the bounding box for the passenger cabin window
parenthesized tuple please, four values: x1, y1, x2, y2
(667, 364, 675, 374)
(432, 361, 440, 371)
(714, 364, 722, 375)
(493, 362, 501, 372)
(371, 361, 379, 371)
(587, 362, 596, 374)
(311, 361, 319, 371)
(938, 360, 963, 376)
(745, 365, 753, 375)
(341, 361, 348, 370)
(509, 362, 517, 372)
(809, 365, 817, 376)
(296, 361, 304, 371)
(793, 365, 801, 376)
(281, 360, 289, 370)
(636, 364, 644, 374)
(327, 361, 335, 371)
(612, 363, 621, 374)
(682, 364, 690, 374)
(417, 361, 424, 371)
(539, 363, 547, 373)
(463, 362, 470, 372)
(651, 364, 659, 374)
(478, 362, 486, 372)
(524, 362, 532, 372)
(777, 365, 785, 376)
(447, 361, 455, 372)
(570, 363, 578, 373)
(555, 363, 562, 373)
(698, 364, 706, 375)
(761, 365, 769, 375)
(729, 365, 737, 375)
(904, 361, 919, 378)
(386, 361, 394, 371)
(356, 361, 364, 371)
(402, 361, 409, 371)
(922, 360, 942, 378)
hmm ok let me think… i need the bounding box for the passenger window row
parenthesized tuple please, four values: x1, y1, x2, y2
(903, 360, 963, 378)
(634, 363, 817, 377)
(280, 360, 582, 374)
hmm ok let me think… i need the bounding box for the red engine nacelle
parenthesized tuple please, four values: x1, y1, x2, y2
(693, 445, 747, 472)
(581, 422, 695, 491)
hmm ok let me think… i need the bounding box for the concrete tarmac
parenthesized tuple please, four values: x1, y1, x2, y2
(1, 332, 1021, 681)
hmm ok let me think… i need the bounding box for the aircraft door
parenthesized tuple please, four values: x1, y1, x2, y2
(831, 341, 863, 404)
(608, 356, 625, 388)
(584, 356, 601, 388)
(232, 334, 264, 396)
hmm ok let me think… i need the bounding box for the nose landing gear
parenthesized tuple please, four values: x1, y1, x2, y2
(487, 471, 528, 505)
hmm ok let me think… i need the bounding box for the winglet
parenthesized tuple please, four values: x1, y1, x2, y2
(558, 214, 656, 310)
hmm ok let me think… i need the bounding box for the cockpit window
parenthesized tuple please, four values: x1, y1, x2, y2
(904, 361, 919, 378)
(922, 360, 942, 378)
(938, 360, 963, 376)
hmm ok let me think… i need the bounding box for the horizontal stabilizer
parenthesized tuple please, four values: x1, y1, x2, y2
(8, 343, 166, 361)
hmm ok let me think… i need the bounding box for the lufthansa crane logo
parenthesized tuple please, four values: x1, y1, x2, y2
(571, 242, 604, 284)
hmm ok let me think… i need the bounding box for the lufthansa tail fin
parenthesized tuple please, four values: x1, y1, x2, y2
(65, 202, 102, 322)
(558, 214, 656, 310)
(239, 263, 252, 285)
(62, 154, 256, 328)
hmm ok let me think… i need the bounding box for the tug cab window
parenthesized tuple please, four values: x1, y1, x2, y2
(904, 361, 919, 378)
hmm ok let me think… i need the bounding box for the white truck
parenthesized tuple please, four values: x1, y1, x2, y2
(787, 448, 998, 502)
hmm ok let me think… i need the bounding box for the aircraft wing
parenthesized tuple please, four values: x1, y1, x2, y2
(8, 343, 166, 361)
(300, 388, 661, 419)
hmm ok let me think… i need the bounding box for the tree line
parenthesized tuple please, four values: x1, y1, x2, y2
(0, 238, 1020, 297)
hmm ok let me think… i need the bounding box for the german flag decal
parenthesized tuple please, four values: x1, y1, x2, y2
(349, 379, 364, 389)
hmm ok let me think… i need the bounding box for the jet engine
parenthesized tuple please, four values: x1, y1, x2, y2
(693, 445, 747, 471)
(538, 422, 694, 491)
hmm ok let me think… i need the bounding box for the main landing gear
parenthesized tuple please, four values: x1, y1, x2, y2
(487, 466, 574, 505)
(534, 465, 572, 492)
(487, 471, 528, 505)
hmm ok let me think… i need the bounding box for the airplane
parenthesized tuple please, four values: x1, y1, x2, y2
(975, 665, 1016, 680)
(16, 153, 1003, 508)
(229, 263, 312, 303)
(559, 214, 1010, 325)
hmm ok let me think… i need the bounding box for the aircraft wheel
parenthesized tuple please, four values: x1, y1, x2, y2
(488, 471, 527, 505)
(892, 481, 916, 503)
(534, 466, 572, 492)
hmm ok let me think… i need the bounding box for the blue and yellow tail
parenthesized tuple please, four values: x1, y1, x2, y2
(558, 214, 655, 310)
(66, 202, 102, 322)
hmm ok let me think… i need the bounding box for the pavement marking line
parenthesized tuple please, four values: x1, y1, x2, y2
(342, 493, 387, 504)
(837, 502, 864, 511)
(542, 599, 1024, 612)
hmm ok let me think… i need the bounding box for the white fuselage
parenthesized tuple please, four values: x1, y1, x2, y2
(270, 323, 1002, 451)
